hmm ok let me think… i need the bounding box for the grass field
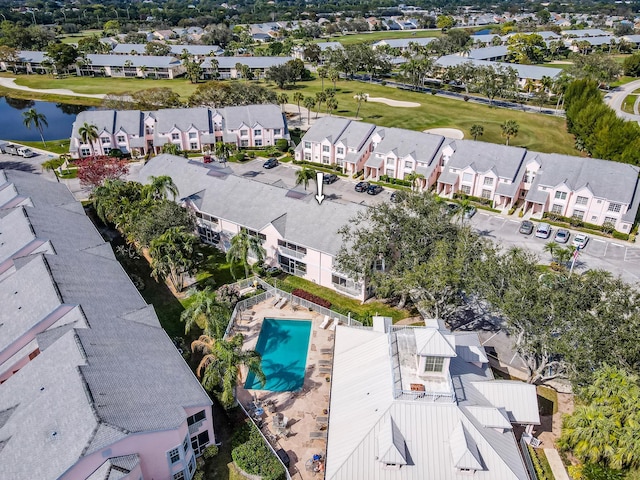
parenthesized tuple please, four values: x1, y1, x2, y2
(9, 139, 71, 155)
(622, 93, 639, 114)
(59, 29, 104, 45)
(328, 25, 494, 46)
(273, 78, 578, 155)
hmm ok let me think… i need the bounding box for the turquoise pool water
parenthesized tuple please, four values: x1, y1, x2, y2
(244, 318, 311, 392)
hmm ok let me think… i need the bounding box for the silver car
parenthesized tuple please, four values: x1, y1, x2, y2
(554, 229, 570, 244)
(535, 222, 552, 239)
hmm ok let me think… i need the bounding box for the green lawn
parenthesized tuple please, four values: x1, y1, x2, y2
(10, 138, 71, 155)
(622, 93, 639, 114)
(275, 78, 579, 155)
(58, 29, 104, 45)
(328, 25, 495, 45)
(274, 274, 411, 324)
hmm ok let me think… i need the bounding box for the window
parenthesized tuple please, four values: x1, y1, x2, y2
(555, 191, 567, 200)
(337, 147, 344, 155)
(254, 129, 262, 136)
(189, 132, 197, 139)
(81, 148, 90, 156)
(591, 216, 598, 222)
(481, 189, 492, 199)
(117, 135, 125, 143)
(195, 212, 218, 224)
(404, 161, 412, 169)
(424, 356, 444, 373)
(190, 142, 198, 150)
(304, 153, 311, 161)
(332, 274, 347, 287)
(103, 148, 111, 155)
(145, 126, 154, 134)
(462, 173, 473, 183)
(189, 456, 196, 475)
(240, 140, 249, 147)
(608, 203, 622, 213)
(461, 185, 471, 195)
(278, 239, 307, 255)
(274, 128, 281, 135)
(101, 137, 110, 145)
(255, 139, 262, 147)
(171, 133, 180, 140)
(483, 177, 493, 186)
(245, 229, 266, 241)
(551, 204, 563, 214)
(183, 435, 190, 453)
(604, 216, 617, 225)
(278, 255, 306, 275)
(572, 210, 585, 220)
(575, 196, 588, 205)
(322, 145, 330, 153)
(191, 430, 210, 456)
(240, 129, 248, 136)
(524, 171, 535, 183)
(169, 448, 180, 464)
(304, 141, 311, 149)
(173, 472, 185, 480)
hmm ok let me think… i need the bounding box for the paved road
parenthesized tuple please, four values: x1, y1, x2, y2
(468, 211, 640, 284)
(604, 79, 640, 122)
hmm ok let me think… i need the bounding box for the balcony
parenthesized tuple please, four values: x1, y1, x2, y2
(278, 246, 305, 260)
(332, 282, 362, 297)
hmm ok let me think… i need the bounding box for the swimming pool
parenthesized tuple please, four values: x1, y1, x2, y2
(244, 318, 311, 392)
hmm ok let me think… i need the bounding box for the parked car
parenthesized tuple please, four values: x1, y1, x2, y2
(573, 233, 589, 250)
(463, 206, 477, 219)
(203, 154, 212, 164)
(4, 144, 19, 155)
(323, 173, 338, 184)
(355, 181, 370, 192)
(554, 229, 570, 244)
(367, 184, 383, 195)
(447, 203, 460, 214)
(263, 158, 278, 169)
(535, 222, 552, 239)
(519, 220, 534, 235)
(17, 147, 36, 158)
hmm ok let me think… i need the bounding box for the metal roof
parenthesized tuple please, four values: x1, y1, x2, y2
(436, 55, 562, 80)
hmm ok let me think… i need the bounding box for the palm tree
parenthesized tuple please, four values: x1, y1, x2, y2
(470, 124, 484, 141)
(405, 172, 425, 192)
(315, 91, 326, 119)
(328, 67, 339, 89)
(181, 287, 230, 340)
(143, 175, 178, 200)
(317, 66, 328, 90)
(500, 120, 519, 146)
(295, 167, 316, 191)
(354, 92, 367, 119)
(149, 226, 198, 292)
(192, 334, 265, 408)
(226, 229, 266, 279)
(214, 141, 232, 164)
(303, 96, 315, 124)
(277, 92, 289, 113)
(78, 122, 99, 157)
(326, 97, 338, 116)
(543, 241, 559, 261)
(293, 92, 304, 117)
(162, 143, 181, 155)
(22, 108, 48, 146)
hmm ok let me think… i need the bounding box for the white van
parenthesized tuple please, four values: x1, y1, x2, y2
(17, 147, 37, 158)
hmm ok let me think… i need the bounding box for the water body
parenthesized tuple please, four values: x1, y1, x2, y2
(0, 96, 92, 142)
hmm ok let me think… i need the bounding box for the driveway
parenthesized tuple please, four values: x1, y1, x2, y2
(604, 79, 640, 123)
(468, 212, 640, 284)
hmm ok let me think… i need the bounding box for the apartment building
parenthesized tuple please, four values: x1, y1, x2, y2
(69, 104, 289, 158)
(0, 169, 214, 480)
(298, 120, 640, 232)
(201, 56, 293, 80)
(78, 54, 185, 79)
(139, 154, 368, 300)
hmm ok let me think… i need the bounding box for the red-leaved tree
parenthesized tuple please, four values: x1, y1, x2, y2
(77, 156, 129, 189)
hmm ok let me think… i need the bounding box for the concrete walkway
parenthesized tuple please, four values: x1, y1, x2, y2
(543, 448, 571, 480)
(0, 77, 106, 99)
(603, 79, 640, 123)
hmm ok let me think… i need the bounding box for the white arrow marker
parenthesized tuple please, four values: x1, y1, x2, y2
(315, 171, 325, 205)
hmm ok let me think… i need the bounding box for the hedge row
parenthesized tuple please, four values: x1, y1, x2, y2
(542, 212, 629, 240)
(231, 421, 285, 480)
(292, 288, 332, 308)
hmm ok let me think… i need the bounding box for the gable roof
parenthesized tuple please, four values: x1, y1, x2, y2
(445, 140, 527, 180)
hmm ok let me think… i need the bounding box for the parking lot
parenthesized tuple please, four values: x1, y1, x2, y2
(469, 212, 640, 283)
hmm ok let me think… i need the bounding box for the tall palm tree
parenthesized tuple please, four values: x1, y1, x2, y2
(500, 120, 519, 146)
(405, 172, 425, 192)
(293, 92, 304, 117)
(143, 175, 179, 200)
(149, 226, 198, 292)
(470, 124, 484, 141)
(181, 288, 230, 339)
(317, 66, 328, 90)
(326, 97, 338, 116)
(277, 92, 289, 112)
(226, 229, 266, 279)
(22, 108, 48, 146)
(78, 122, 99, 157)
(295, 167, 316, 191)
(214, 141, 232, 164)
(315, 91, 326, 119)
(354, 92, 367, 119)
(192, 334, 265, 408)
(303, 96, 315, 124)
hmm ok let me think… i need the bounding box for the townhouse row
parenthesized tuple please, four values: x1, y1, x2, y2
(69, 104, 289, 158)
(296, 117, 640, 233)
(0, 170, 214, 480)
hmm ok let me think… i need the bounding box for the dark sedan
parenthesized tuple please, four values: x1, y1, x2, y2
(323, 173, 338, 184)
(263, 158, 278, 169)
(355, 181, 370, 192)
(367, 184, 383, 195)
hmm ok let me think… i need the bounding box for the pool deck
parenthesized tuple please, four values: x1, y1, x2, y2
(232, 299, 336, 480)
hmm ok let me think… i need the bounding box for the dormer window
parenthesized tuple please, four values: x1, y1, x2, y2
(424, 356, 444, 373)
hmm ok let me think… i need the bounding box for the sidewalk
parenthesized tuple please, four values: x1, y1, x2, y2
(544, 448, 570, 480)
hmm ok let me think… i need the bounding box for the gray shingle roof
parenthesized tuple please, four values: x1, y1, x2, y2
(212, 56, 293, 69)
(466, 45, 508, 60)
(139, 154, 366, 255)
(222, 104, 287, 130)
(445, 140, 527, 180)
(436, 55, 562, 80)
(113, 44, 221, 56)
(156, 107, 211, 133)
(373, 127, 444, 164)
(299, 116, 351, 144)
(17, 50, 48, 63)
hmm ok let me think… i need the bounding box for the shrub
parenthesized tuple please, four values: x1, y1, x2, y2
(612, 231, 630, 241)
(217, 284, 241, 308)
(202, 444, 219, 459)
(231, 152, 245, 162)
(276, 138, 289, 152)
(231, 421, 286, 480)
(292, 288, 331, 308)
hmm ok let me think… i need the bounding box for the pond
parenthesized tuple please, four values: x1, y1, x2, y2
(0, 96, 92, 142)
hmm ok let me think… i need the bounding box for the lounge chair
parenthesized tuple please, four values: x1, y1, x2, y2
(278, 298, 288, 309)
(318, 359, 332, 366)
(329, 318, 341, 331)
(310, 431, 328, 439)
(320, 348, 333, 355)
(319, 315, 331, 329)
(270, 295, 281, 306)
(319, 367, 332, 374)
